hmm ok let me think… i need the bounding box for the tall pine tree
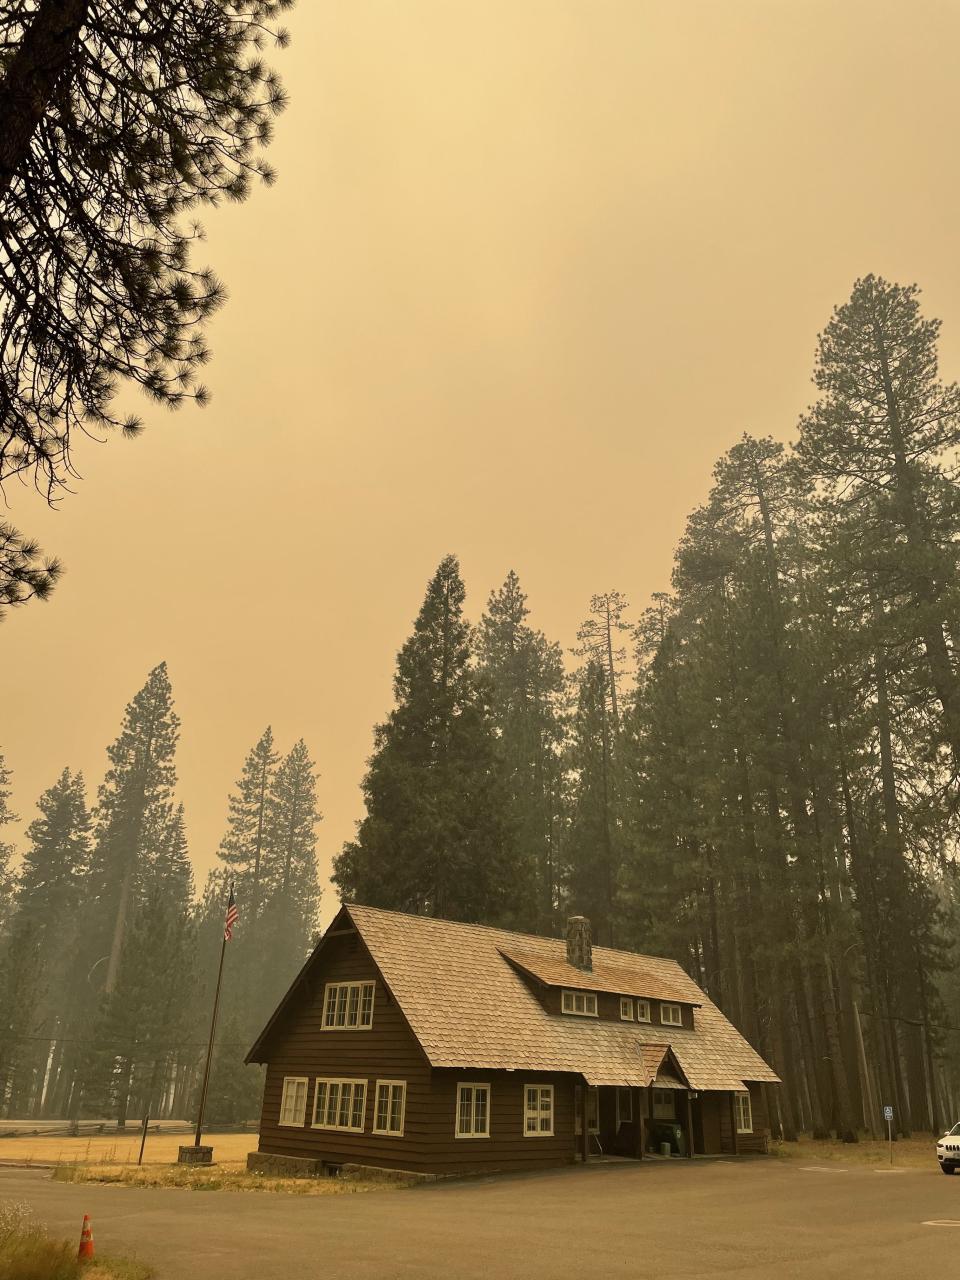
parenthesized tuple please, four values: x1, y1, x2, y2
(477, 571, 566, 932)
(334, 555, 515, 922)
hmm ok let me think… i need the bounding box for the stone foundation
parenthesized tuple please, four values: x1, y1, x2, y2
(339, 1162, 435, 1183)
(247, 1151, 323, 1178)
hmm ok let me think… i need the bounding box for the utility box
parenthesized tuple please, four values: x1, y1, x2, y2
(178, 1145, 213, 1165)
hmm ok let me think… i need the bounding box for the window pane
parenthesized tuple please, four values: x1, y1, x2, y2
(347, 986, 360, 1027)
(338, 1084, 352, 1128)
(351, 1084, 365, 1129)
(327, 1083, 340, 1126)
(474, 1087, 488, 1134)
(390, 1086, 403, 1132)
(314, 1083, 327, 1125)
(458, 1087, 473, 1134)
(376, 1085, 389, 1131)
(323, 989, 336, 1026)
(360, 984, 374, 1026)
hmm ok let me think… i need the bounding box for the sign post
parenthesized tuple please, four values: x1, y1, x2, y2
(883, 1105, 894, 1164)
(138, 1113, 150, 1166)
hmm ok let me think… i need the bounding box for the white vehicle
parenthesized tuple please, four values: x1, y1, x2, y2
(937, 1123, 960, 1174)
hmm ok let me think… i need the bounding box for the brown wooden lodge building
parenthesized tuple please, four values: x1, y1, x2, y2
(246, 905, 779, 1178)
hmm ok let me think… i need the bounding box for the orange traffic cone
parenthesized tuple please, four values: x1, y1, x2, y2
(77, 1214, 95, 1263)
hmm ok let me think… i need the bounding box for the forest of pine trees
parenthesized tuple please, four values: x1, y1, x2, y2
(0, 665, 322, 1124)
(3, 275, 960, 1141)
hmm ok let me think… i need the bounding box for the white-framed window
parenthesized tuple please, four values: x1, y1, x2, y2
(279, 1076, 308, 1126)
(524, 1084, 554, 1136)
(735, 1091, 753, 1134)
(455, 1083, 491, 1138)
(619, 997, 634, 1021)
(373, 1080, 406, 1136)
(322, 981, 375, 1029)
(660, 1003, 683, 1026)
(561, 989, 598, 1017)
(652, 1088, 675, 1119)
(636, 999, 651, 1023)
(312, 1078, 367, 1132)
(616, 1087, 633, 1125)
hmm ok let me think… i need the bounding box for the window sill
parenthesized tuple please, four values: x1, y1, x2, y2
(372, 1128, 405, 1138)
(454, 1133, 491, 1139)
(311, 1124, 365, 1133)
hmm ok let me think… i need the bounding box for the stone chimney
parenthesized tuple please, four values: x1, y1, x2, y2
(566, 916, 592, 972)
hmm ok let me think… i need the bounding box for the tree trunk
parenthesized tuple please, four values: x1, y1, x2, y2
(0, 0, 90, 196)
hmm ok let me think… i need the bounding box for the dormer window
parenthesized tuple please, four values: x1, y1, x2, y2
(660, 1003, 683, 1027)
(636, 999, 651, 1023)
(619, 997, 634, 1021)
(562, 989, 598, 1017)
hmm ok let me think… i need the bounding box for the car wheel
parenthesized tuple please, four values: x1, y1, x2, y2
(941, 1164, 955, 1175)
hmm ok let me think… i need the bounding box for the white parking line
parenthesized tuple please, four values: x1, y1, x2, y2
(798, 1166, 848, 1173)
(923, 1221, 960, 1227)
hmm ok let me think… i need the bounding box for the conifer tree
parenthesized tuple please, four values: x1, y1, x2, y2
(0, 520, 61, 619)
(217, 727, 279, 929)
(0, 749, 15, 939)
(87, 663, 180, 998)
(0, 0, 292, 502)
(0, 768, 90, 1116)
(566, 660, 621, 945)
(477, 571, 566, 931)
(334, 555, 515, 922)
(574, 591, 632, 730)
(86, 805, 195, 1124)
(797, 275, 960, 768)
(258, 738, 322, 1005)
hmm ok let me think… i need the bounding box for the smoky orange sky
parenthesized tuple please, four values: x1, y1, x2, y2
(5, 0, 960, 924)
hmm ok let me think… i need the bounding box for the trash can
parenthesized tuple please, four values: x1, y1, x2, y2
(659, 1141, 671, 1158)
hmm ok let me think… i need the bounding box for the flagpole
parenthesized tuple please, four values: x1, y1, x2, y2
(194, 892, 232, 1148)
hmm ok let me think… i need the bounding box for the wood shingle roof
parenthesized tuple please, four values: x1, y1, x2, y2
(339, 905, 779, 1092)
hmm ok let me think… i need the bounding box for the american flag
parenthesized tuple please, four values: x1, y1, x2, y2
(224, 888, 239, 942)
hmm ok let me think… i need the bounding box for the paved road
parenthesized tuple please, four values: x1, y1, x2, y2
(3, 1158, 959, 1279)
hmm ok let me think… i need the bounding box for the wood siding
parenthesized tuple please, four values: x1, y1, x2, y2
(255, 930, 577, 1174)
(254, 926, 771, 1174)
(718, 1083, 770, 1154)
(256, 930, 434, 1172)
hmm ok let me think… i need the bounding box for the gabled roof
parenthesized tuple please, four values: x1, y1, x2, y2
(249, 904, 779, 1092)
(500, 948, 697, 1005)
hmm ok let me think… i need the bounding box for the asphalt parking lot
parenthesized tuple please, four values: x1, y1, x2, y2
(4, 1156, 960, 1279)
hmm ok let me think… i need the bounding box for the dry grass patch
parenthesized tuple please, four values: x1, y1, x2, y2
(0, 1132, 255, 1168)
(53, 1161, 412, 1195)
(0, 1200, 152, 1280)
(770, 1135, 936, 1168)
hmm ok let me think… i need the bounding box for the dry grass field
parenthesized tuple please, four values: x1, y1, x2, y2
(770, 1134, 937, 1168)
(0, 1131, 411, 1195)
(0, 1131, 256, 1170)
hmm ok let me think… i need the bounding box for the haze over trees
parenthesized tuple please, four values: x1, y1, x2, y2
(0, 0, 292, 615)
(0, 667, 322, 1125)
(1, 275, 960, 1143)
